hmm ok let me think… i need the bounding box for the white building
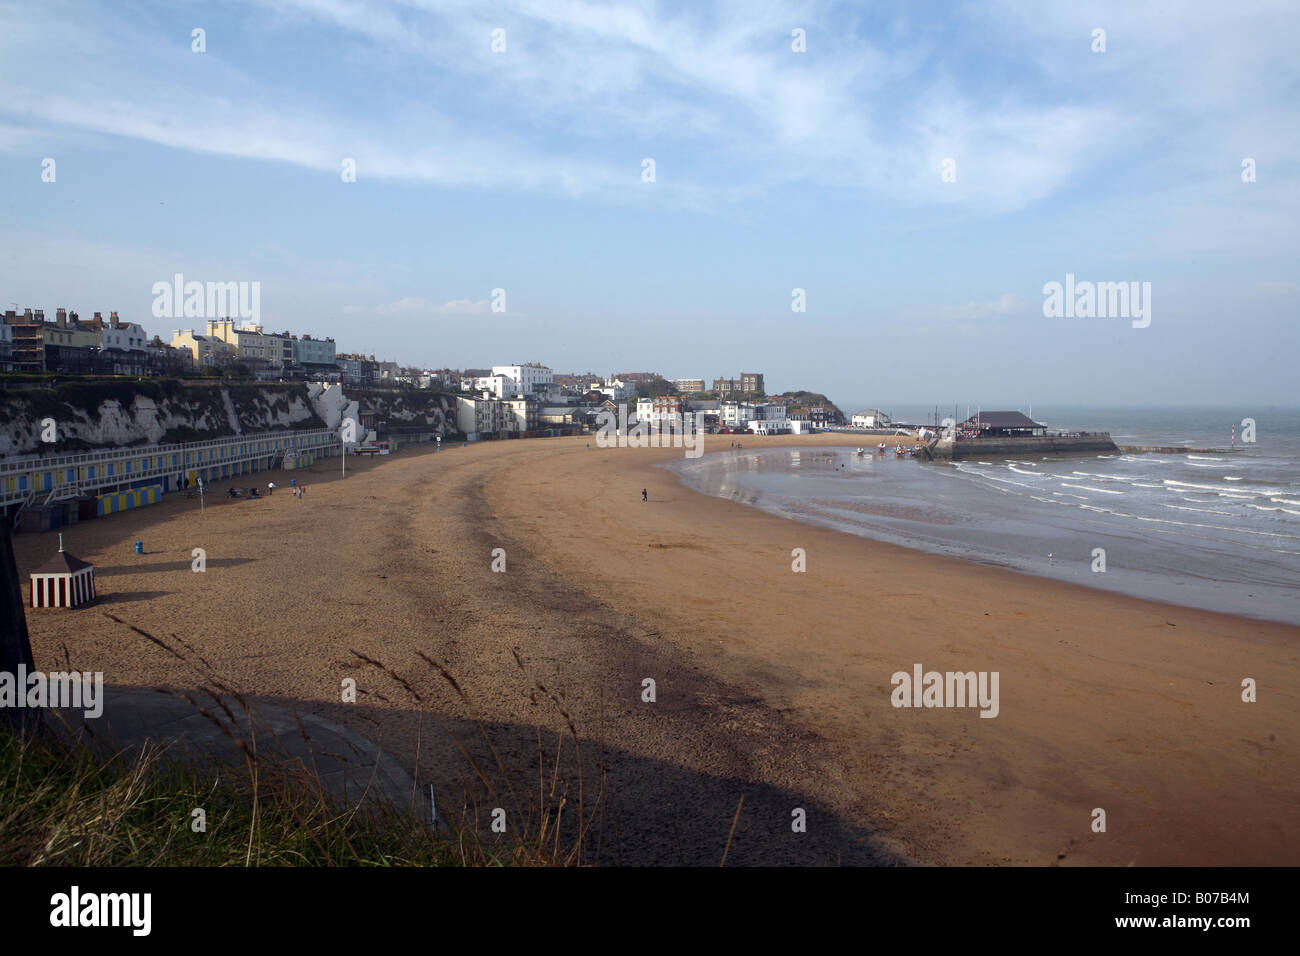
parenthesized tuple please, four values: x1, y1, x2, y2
(587, 378, 632, 402)
(721, 401, 756, 428)
(492, 363, 553, 396)
(748, 419, 794, 435)
(464, 374, 510, 399)
(853, 409, 892, 428)
(502, 396, 539, 433)
(752, 403, 787, 421)
(456, 395, 506, 439)
(100, 317, 148, 354)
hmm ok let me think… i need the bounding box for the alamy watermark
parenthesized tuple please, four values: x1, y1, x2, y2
(595, 404, 706, 458)
(891, 663, 999, 718)
(50, 886, 150, 936)
(1042, 273, 1150, 328)
(0, 665, 104, 719)
(151, 273, 260, 323)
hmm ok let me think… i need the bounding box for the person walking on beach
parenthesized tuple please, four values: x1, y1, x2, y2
(641, 488, 648, 502)
(268, 481, 276, 496)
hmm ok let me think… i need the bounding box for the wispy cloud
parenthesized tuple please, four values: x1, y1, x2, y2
(9, 0, 1275, 212)
(344, 296, 493, 315)
(939, 293, 1028, 322)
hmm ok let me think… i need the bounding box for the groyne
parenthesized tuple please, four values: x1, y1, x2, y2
(1118, 445, 1237, 455)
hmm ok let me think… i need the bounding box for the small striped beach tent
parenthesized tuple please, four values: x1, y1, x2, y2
(30, 536, 96, 608)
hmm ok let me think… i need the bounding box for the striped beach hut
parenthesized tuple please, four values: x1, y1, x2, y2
(30, 536, 97, 609)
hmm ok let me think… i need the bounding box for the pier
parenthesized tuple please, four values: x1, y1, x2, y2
(920, 410, 1119, 461)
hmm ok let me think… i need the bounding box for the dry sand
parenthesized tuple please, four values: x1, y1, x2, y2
(12, 434, 1299, 865)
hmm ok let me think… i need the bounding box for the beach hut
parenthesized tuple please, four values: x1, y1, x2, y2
(29, 535, 96, 609)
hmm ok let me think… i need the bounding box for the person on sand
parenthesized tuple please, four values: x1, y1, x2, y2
(268, 481, 276, 495)
(641, 488, 648, 502)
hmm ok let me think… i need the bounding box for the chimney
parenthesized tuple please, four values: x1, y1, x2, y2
(109, 311, 120, 326)
(56, 308, 67, 325)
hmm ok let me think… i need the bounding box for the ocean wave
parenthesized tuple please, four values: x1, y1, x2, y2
(1251, 505, 1300, 516)
(1074, 503, 1300, 540)
(1188, 455, 1226, 461)
(960, 471, 1043, 492)
(1077, 485, 1124, 495)
(1165, 479, 1236, 492)
(1272, 497, 1300, 506)
(1224, 476, 1244, 481)
(1166, 504, 1234, 515)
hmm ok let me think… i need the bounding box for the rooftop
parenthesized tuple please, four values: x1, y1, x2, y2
(961, 411, 1045, 430)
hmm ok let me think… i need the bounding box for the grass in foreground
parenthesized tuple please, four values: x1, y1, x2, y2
(0, 723, 554, 866)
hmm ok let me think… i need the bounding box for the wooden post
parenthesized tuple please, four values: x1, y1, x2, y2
(0, 524, 37, 733)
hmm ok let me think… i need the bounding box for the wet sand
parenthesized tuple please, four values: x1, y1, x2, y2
(12, 434, 1299, 865)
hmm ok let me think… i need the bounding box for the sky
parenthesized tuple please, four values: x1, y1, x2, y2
(1, 0, 1297, 408)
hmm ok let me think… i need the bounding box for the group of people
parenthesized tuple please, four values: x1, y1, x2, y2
(224, 480, 308, 500)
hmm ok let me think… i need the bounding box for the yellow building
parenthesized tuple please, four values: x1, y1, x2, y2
(205, 318, 292, 368)
(171, 329, 236, 367)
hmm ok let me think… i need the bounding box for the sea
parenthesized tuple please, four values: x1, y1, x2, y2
(669, 406, 1300, 626)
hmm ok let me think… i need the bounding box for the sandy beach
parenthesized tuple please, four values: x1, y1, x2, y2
(13, 434, 1299, 866)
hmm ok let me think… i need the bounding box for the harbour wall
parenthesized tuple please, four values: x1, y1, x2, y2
(925, 434, 1120, 461)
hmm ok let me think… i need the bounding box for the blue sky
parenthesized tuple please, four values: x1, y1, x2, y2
(1, 0, 1297, 407)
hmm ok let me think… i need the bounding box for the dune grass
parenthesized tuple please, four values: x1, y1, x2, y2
(0, 722, 476, 866)
(1, 623, 606, 866)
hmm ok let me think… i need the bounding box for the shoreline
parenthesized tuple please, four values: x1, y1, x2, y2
(664, 442, 1300, 628)
(12, 433, 1300, 865)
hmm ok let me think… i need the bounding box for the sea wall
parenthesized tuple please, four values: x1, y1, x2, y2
(926, 435, 1119, 461)
(0, 381, 326, 456)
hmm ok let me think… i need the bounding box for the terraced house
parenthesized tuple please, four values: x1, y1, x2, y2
(171, 329, 236, 368)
